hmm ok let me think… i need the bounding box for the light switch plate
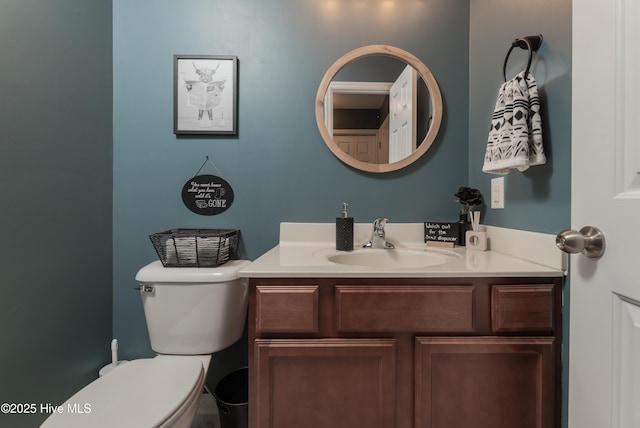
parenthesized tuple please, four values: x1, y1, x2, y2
(491, 177, 505, 209)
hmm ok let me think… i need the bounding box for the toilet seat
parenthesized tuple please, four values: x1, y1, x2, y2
(41, 357, 204, 428)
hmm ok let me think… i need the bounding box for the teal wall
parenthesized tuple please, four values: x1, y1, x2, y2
(112, 0, 471, 371)
(469, 0, 572, 233)
(0, 1, 113, 427)
(113, 0, 571, 393)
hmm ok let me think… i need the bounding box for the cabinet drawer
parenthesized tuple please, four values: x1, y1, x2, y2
(336, 285, 475, 332)
(256, 286, 319, 333)
(491, 285, 554, 333)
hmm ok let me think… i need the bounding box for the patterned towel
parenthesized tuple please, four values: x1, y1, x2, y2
(483, 71, 546, 174)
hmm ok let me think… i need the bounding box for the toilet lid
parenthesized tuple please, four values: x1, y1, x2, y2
(41, 358, 204, 428)
(136, 259, 251, 283)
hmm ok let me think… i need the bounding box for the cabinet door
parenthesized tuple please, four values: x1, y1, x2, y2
(253, 339, 396, 428)
(415, 337, 555, 428)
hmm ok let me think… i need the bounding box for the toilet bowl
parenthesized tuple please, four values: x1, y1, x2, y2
(41, 260, 251, 428)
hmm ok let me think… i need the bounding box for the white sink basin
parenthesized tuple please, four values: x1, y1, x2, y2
(327, 248, 458, 268)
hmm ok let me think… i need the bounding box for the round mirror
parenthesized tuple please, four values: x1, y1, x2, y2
(316, 45, 443, 173)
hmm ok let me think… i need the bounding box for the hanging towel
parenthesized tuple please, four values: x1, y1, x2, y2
(483, 70, 546, 174)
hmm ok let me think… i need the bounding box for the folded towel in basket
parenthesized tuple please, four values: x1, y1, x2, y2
(165, 237, 195, 264)
(483, 71, 546, 174)
(196, 236, 229, 263)
(164, 236, 229, 265)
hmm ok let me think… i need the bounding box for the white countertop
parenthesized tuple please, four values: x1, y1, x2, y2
(238, 223, 567, 278)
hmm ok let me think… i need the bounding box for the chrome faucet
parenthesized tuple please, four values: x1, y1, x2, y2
(363, 217, 395, 249)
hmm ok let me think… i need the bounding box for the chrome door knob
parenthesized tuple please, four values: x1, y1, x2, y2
(556, 226, 605, 258)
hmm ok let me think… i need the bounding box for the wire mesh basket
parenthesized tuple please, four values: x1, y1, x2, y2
(149, 228, 240, 267)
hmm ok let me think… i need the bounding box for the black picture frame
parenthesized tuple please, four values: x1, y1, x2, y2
(173, 55, 238, 135)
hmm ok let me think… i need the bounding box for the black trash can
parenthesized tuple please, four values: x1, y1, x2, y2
(214, 367, 248, 428)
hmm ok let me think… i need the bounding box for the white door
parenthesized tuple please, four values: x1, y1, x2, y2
(389, 65, 417, 163)
(569, 1, 640, 427)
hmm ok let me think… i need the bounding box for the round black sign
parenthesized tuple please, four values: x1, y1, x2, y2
(181, 174, 234, 215)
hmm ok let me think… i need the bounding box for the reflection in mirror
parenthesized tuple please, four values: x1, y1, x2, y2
(325, 56, 433, 164)
(316, 45, 442, 173)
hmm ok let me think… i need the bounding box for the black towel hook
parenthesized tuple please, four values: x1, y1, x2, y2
(502, 34, 543, 82)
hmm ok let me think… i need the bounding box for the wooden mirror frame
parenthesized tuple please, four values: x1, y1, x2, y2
(315, 45, 443, 173)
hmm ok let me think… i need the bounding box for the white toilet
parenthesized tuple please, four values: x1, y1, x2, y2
(41, 259, 251, 428)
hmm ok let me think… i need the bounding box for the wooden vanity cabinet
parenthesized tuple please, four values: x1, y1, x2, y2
(248, 277, 563, 428)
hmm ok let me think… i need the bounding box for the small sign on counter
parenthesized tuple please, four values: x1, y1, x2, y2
(424, 222, 459, 247)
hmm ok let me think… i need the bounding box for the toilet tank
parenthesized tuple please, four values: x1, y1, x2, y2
(135, 260, 251, 355)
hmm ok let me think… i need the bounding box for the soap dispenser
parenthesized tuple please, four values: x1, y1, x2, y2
(336, 202, 354, 251)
